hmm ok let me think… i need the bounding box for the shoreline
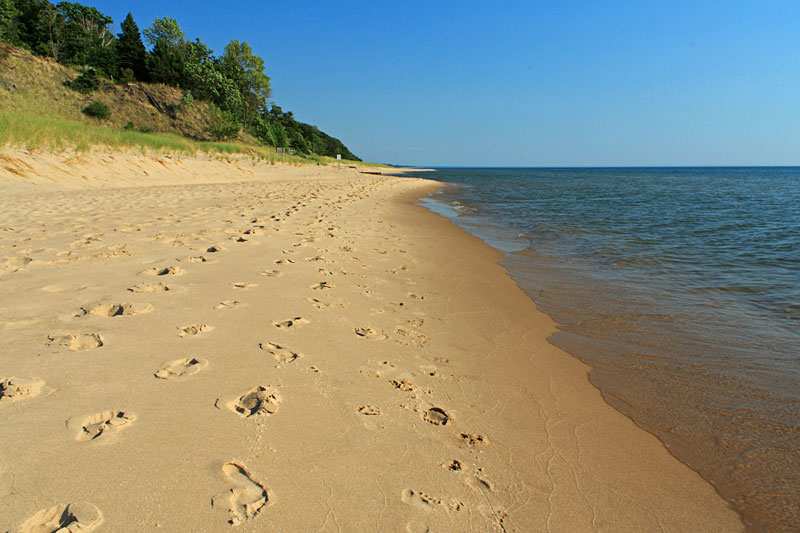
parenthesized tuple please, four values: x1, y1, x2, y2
(1, 154, 742, 531)
(416, 167, 798, 532)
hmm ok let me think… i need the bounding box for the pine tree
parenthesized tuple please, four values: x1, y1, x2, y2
(116, 13, 147, 81)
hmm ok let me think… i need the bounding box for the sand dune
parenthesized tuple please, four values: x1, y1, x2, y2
(0, 151, 742, 531)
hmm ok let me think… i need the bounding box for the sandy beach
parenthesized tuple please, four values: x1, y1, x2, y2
(0, 152, 743, 531)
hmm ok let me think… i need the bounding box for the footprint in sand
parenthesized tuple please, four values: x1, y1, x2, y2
(47, 333, 103, 351)
(390, 379, 416, 392)
(216, 300, 242, 310)
(142, 265, 184, 276)
(0, 377, 46, 403)
(232, 282, 257, 290)
(466, 475, 508, 528)
(401, 489, 464, 517)
(225, 386, 282, 418)
(307, 298, 347, 310)
(460, 433, 490, 447)
(185, 255, 210, 263)
(178, 324, 213, 337)
(359, 361, 395, 378)
(272, 317, 309, 329)
(259, 342, 301, 364)
(154, 357, 208, 379)
(212, 462, 269, 526)
(310, 281, 333, 290)
(354, 327, 387, 341)
(259, 270, 283, 277)
(1, 255, 33, 275)
(71, 410, 135, 442)
(81, 302, 153, 317)
(407, 293, 424, 300)
(400, 489, 444, 512)
(358, 405, 382, 416)
(128, 282, 170, 293)
(13, 502, 103, 532)
(207, 244, 227, 253)
(394, 328, 428, 347)
(423, 407, 451, 426)
(274, 259, 294, 265)
(443, 459, 463, 472)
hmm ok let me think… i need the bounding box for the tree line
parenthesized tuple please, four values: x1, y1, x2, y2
(0, 0, 359, 159)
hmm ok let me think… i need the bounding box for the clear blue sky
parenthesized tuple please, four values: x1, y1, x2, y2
(92, 1, 800, 166)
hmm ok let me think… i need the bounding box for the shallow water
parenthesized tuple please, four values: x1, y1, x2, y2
(407, 167, 800, 531)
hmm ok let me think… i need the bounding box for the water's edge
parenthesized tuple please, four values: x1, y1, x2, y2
(415, 183, 749, 527)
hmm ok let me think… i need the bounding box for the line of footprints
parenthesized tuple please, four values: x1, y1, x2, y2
(4, 208, 497, 530)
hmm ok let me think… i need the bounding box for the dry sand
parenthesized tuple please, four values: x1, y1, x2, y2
(0, 150, 743, 531)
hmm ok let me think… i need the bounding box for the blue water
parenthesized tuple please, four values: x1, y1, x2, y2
(405, 167, 800, 531)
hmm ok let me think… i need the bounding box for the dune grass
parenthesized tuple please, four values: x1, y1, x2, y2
(0, 110, 324, 164)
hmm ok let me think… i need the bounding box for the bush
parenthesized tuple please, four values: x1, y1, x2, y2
(82, 101, 111, 120)
(64, 69, 100, 94)
(180, 90, 194, 108)
(137, 125, 153, 133)
(123, 120, 135, 130)
(119, 68, 135, 84)
(206, 108, 239, 140)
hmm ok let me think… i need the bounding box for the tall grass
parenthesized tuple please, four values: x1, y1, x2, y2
(0, 110, 384, 168)
(0, 111, 310, 163)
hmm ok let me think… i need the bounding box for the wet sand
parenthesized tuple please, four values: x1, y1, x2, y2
(0, 151, 742, 531)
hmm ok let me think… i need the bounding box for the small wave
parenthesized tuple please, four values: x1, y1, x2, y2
(450, 201, 478, 214)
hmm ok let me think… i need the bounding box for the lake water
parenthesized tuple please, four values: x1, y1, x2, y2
(403, 167, 799, 531)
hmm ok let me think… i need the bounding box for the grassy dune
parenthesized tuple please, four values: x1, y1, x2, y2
(0, 45, 373, 167)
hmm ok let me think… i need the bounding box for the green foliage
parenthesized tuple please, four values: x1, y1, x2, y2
(137, 125, 152, 133)
(147, 37, 184, 86)
(180, 89, 194, 108)
(206, 106, 239, 140)
(1, 0, 360, 160)
(260, 104, 359, 160)
(82, 99, 110, 119)
(219, 39, 270, 125)
(57, 2, 114, 70)
(116, 13, 146, 81)
(63, 67, 99, 93)
(0, 0, 20, 44)
(118, 66, 134, 83)
(123, 120, 134, 130)
(142, 17, 183, 49)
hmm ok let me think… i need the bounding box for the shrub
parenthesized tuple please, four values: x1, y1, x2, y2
(82, 101, 111, 120)
(119, 68, 135, 84)
(64, 69, 100, 94)
(123, 120, 135, 130)
(180, 90, 194, 108)
(206, 108, 239, 141)
(137, 125, 153, 133)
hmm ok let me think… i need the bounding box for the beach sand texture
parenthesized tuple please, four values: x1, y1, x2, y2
(0, 153, 743, 531)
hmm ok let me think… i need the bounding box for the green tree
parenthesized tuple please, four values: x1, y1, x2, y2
(220, 40, 270, 126)
(147, 36, 184, 86)
(142, 16, 183, 49)
(0, 0, 20, 44)
(56, 2, 114, 68)
(116, 12, 147, 81)
(34, 1, 63, 60)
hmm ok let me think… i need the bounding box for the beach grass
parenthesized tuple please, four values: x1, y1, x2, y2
(0, 110, 348, 165)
